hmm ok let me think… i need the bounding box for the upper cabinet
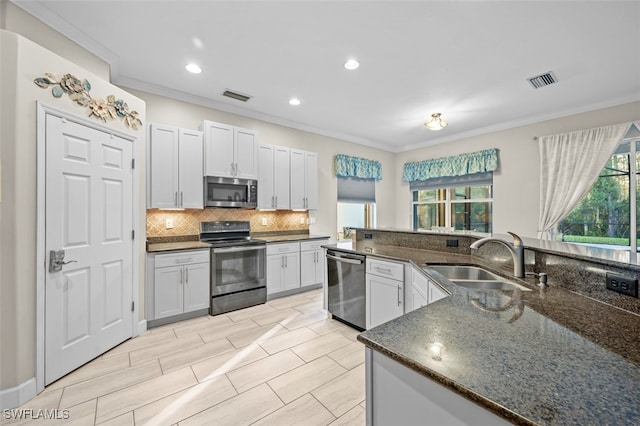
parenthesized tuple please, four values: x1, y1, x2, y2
(202, 120, 258, 179)
(290, 149, 318, 210)
(147, 123, 203, 209)
(258, 144, 291, 210)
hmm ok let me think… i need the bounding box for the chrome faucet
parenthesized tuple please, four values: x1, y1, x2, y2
(470, 232, 525, 278)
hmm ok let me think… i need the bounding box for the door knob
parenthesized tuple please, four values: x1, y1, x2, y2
(49, 249, 77, 272)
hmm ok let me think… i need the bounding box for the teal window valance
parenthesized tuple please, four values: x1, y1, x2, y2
(402, 148, 499, 182)
(334, 154, 382, 181)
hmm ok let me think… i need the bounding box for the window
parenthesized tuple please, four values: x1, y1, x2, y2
(412, 184, 493, 233)
(559, 138, 640, 250)
(337, 176, 376, 239)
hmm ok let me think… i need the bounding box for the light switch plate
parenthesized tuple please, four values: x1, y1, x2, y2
(261, 217, 268, 226)
(165, 218, 173, 229)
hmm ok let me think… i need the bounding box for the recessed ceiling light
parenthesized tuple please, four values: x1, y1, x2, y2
(344, 59, 360, 70)
(289, 98, 301, 106)
(185, 63, 202, 74)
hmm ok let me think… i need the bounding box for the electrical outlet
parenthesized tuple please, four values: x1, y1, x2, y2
(165, 218, 173, 229)
(606, 272, 638, 297)
(446, 239, 459, 247)
(364, 233, 373, 239)
(261, 217, 267, 226)
(300, 218, 305, 224)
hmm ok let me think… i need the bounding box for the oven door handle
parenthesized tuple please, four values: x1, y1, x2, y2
(213, 245, 265, 254)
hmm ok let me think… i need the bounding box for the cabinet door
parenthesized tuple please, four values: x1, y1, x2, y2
(300, 250, 317, 287)
(410, 285, 429, 312)
(154, 266, 184, 319)
(148, 124, 179, 208)
(290, 149, 306, 209)
(234, 127, 258, 179)
(178, 129, 204, 208)
(267, 255, 284, 295)
(429, 282, 448, 304)
(257, 144, 275, 209)
(283, 252, 300, 291)
(203, 121, 234, 177)
(367, 274, 404, 329)
(274, 146, 291, 209)
(183, 263, 210, 313)
(305, 151, 318, 210)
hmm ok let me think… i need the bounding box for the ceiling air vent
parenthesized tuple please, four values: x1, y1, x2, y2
(527, 71, 557, 89)
(222, 89, 252, 102)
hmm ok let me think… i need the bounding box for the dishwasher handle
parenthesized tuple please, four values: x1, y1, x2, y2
(326, 253, 364, 265)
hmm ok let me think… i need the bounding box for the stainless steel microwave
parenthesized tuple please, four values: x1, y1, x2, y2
(205, 176, 257, 208)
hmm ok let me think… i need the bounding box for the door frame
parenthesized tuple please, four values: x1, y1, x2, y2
(35, 102, 140, 393)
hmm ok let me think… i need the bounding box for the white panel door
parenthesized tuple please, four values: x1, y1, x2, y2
(178, 128, 204, 208)
(183, 263, 210, 313)
(45, 114, 133, 385)
(154, 266, 184, 319)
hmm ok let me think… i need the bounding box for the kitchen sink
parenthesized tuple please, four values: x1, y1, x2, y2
(425, 265, 531, 292)
(427, 265, 502, 281)
(448, 279, 530, 292)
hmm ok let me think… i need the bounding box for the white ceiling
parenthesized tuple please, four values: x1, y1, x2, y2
(13, 1, 640, 152)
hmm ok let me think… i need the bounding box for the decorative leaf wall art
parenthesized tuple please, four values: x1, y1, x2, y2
(34, 73, 143, 130)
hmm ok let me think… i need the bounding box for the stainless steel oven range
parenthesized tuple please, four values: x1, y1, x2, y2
(199, 221, 266, 315)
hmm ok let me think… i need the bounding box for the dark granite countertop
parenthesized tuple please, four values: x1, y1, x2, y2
(258, 233, 330, 243)
(146, 241, 211, 253)
(325, 243, 640, 425)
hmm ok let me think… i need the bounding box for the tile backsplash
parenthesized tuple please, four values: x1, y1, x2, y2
(146, 209, 309, 237)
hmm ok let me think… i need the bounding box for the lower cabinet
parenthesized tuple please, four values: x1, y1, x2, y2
(366, 258, 405, 329)
(147, 249, 210, 324)
(300, 239, 326, 288)
(408, 267, 448, 312)
(267, 238, 329, 296)
(366, 348, 510, 425)
(266, 242, 300, 295)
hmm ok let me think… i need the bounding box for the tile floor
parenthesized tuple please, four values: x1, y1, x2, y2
(7, 289, 366, 425)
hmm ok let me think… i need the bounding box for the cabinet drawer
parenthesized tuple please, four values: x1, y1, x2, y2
(367, 258, 404, 281)
(300, 239, 327, 252)
(155, 249, 210, 268)
(267, 242, 300, 255)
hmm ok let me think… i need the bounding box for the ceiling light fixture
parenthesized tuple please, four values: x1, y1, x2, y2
(289, 98, 301, 106)
(424, 113, 448, 131)
(344, 58, 360, 70)
(185, 63, 202, 74)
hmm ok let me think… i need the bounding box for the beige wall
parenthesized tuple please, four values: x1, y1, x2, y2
(395, 101, 640, 237)
(0, 28, 145, 396)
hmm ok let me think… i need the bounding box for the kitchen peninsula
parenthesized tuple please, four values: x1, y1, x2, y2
(328, 228, 640, 425)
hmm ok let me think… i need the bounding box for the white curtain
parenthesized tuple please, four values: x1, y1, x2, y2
(538, 122, 632, 239)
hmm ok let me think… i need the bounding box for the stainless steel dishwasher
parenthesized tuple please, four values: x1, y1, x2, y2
(326, 250, 366, 331)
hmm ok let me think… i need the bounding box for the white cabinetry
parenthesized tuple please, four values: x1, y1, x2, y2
(266, 242, 300, 295)
(366, 348, 510, 425)
(300, 239, 327, 288)
(202, 120, 258, 179)
(407, 267, 448, 312)
(148, 124, 203, 209)
(290, 149, 318, 210)
(147, 249, 210, 323)
(366, 258, 405, 329)
(258, 144, 290, 209)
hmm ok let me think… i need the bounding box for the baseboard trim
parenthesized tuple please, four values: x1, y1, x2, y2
(137, 319, 147, 336)
(0, 377, 37, 410)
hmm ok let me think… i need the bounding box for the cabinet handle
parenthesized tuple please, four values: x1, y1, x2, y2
(285, 255, 288, 268)
(271, 195, 275, 208)
(175, 192, 178, 206)
(375, 266, 392, 274)
(185, 268, 189, 284)
(181, 269, 184, 285)
(180, 192, 184, 207)
(281, 256, 284, 268)
(397, 285, 402, 306)
(275, 195, 278, 208)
